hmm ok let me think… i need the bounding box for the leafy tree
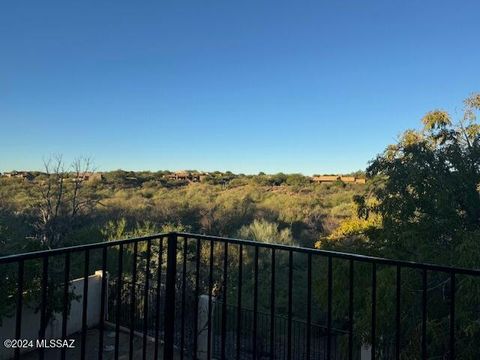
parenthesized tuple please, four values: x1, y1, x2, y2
(351, 93, 480, 264)
(325, 93, 480, 358)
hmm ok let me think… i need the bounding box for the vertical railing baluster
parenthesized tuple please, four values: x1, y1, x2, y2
(61, 252, 70, 360)
(164, 233, 178, 360)
(129, 242, 138, 360)
(293, 321, 296, 357)
(80, 250, 89, 360)
(115, 244, 124, 360)
(180, 237, 187, 360)
(14, 260, 24, 360)
(193, 237, 201, 359)
(307, 253, 312, 360)
(142, 239, 152, 360)
(221, 241, 229, 359)
(39, 256, 49, 360)
(371, 263, 376, 360)
(253, 246, 259, 359)
(348, 259, 354, 360)
(327, 256, 332, 359)
(270, 249, 276, 360)
(39, 255, 49, 360)
(207, 239, 214, 360)
(98, 247, 107, 360)
(154, 237, 163, 360)
(422, 269, 427, 360)
(449, 272, 456, 360)
(287, 250, 293, 360)
(236, 244, 243, 360)
(396, 265, 401, 360)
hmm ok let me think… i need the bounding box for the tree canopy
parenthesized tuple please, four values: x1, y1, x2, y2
(325, 93, 480, 266)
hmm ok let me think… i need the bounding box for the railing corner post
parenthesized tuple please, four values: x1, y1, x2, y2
(164, 232, 178, 359)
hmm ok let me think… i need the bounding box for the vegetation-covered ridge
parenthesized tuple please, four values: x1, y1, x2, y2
(0, 166, 365, 256)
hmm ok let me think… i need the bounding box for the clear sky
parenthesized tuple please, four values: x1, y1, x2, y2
(1, 1, 479, 175)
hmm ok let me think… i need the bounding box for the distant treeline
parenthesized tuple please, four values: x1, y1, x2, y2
(0, 169, 366, 187)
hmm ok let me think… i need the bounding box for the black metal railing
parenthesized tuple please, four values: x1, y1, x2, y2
(1, 232, 480, 359)
(106, 278, 345, 360)
(210, 300, 346, 359)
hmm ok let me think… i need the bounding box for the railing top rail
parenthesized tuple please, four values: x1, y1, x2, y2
(1, 231, 479, 276)
(175, 232, 480, 277)
(0, 233, 169, 264)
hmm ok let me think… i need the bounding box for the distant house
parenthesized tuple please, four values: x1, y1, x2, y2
(311, 175, 366, 184)
(166, 172, 190, 181)
(312, 175, 340, 182)
(71, 172, 104, 182)
(165, 172, 207, 183)
(1, 171, 34, 181)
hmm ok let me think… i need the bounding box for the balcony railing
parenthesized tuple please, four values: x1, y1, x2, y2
(0, 232, 479, 359)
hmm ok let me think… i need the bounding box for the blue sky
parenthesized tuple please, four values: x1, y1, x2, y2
(1, 0, 479, 175)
